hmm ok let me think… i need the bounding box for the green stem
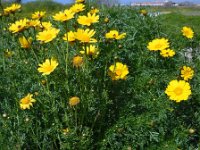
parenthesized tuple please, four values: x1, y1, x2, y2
(2, 52, 5, 71)
(65, 41, 69, 92)
(75, 107, 78, 127)
(65, 22, 70, 92)
(31, 47, 39, 64)
(44, 76, 50, 96)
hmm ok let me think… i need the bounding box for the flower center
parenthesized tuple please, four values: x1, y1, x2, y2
(45, 65, 53, 72)
(87, 18, 93, 23)
(115, 69, 122, 76)
(155, 43, 162, 49)
(184, 71, 190, 77)
(45, 33, 53, 40)
(81, 35, 90, 42)
(21, 97, 30, 104)
(184, 30, 190, 35)
(174, 87, 183, 96)
(113, 34, 117, 38)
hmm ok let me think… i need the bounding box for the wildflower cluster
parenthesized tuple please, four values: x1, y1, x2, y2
(3, 0, 128, 146)
(146, 26, 195, 103)
(1, 1, 199, 149)
(147, 38, 175, 58)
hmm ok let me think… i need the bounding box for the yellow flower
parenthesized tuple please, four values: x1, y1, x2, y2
(63, 128, 69, 135)
(90, 7, 99, 14)
(26, 19, 40, 28)
(104, 17, 109, 23)
(147, 38, 169, 51)
(140, 9, 148, 16)
(108, 62, 129, 80)
(19, 36, 32, 49)
(75, 28, 97, 43)
(4, 49, 14, 58)
(160, 49, 175, 58)
(9, 18, 28, 33)
(20, 93, 36, 110)
(181, 66, 194, 81)
(80, 45, 99, 58)
(182, 26, 194, 39)
(38, 58, 59, 75)
(105, 30, 126, 40)
(40, 21, 53, 30)
(73, 55, 83, 68)
(63, 31, 76, 42)
(77, 12, 99, 26)
(165, 80, 191, 102)
(36, 27, 60, 43)
(53, 9, 74, 22)
(70, 3, 85, 13)
(32, 11, 46, 20)
(75, 0, 85, 3)
(69, 96, 80, 106)
(4, 3, 21, 15)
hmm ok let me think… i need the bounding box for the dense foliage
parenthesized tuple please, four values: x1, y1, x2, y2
(0, 1, 200, 149)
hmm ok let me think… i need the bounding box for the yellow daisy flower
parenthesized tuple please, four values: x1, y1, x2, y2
(147, 38, 169, 51)
(69, 96, 80, 106)
(63, 31, 76, 42)
(9, 18, 28, 33)
(75, 28, 97, 43)
(105, 30, 126, 40)
(19, 36, 32, 49)
(160, 49, 175, 58)
(36, 27, 60, 43)
(181, 66, 194, 81)
(165, 80, 191, 102)
(40, 21, 53, 30)
(32, 11, 46, 20)
(70, 3, 85, 13)
(63, 128, 69, 135)
(182, 26, 194, 39)
(108, 62, 129, 80)
(72, 55, 83, 68)
(4, 3, 21, 15)
(140, 9, 148, 16)
(75, 0, 85, 3)
(53, 9, 74, 22)
(38, 58, 59, 75)
(20, 93, 36, 110)
(90, 7, 99, 14)
(104, 17, 109, 23)
(80, 45, 99, 58)
(77, 12, 99, 26)
(4, 49, 14, 58)
(26, 19, 40, 28)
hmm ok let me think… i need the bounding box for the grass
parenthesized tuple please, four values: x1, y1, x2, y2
(148, 6, 200, 16)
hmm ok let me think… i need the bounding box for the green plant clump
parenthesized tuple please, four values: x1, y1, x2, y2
(0, 1, 200, 149)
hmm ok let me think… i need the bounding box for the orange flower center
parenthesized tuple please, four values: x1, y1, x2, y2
(183, 70, 190, 77)
(184, 30, 190, 35)
(81, 35, 90, 42)
(45, 65, 53, 72)
(115, 69, 122, 76)
(174, 87, 183, 96)
(45, 33, 53, 40)
(73, 56, 83, 67)
(21, 97, 30, 104)
(155, 43, 162, 49)
(86, 18, 93, 23)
